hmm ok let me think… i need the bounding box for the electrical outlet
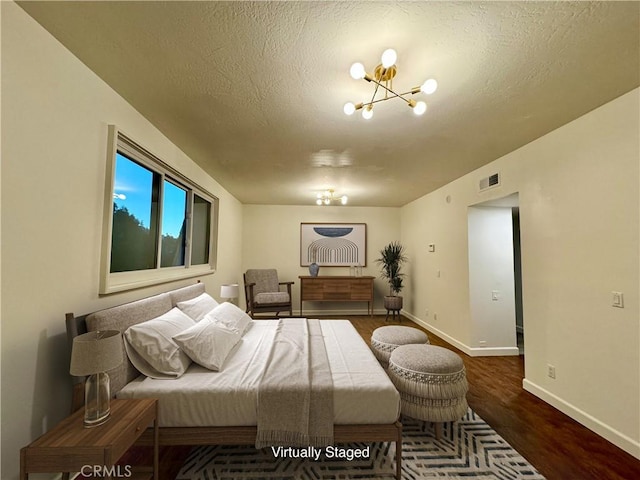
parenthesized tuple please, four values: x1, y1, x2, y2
(479, 341, 487, 347)
(433, 312, 438, 321)
(547, 365, 556, 379)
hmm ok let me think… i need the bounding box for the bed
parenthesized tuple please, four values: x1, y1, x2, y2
(66, 283, 403, 479)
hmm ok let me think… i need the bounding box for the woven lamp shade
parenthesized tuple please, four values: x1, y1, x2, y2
(70, 330, 123, 376)
(70, 330, 123, 427)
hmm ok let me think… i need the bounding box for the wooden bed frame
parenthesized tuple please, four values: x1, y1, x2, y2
(65, 284, 402, 479)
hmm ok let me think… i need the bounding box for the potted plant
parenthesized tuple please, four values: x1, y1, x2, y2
(376, 241, 407, 311)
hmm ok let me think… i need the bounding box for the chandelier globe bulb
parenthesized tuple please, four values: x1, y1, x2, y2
(420, 78, 438, 95)
(414, 101, 427, 115)
(362, 106, 373, 120)
(341, 195, 348, 205)
(350, 62, 366, 80)
(381, 49, 397, 68)
(343, 102, 356, 115)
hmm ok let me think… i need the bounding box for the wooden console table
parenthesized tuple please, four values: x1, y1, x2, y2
(299, 276, 375, 316)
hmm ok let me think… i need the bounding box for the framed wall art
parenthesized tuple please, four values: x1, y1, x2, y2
(300, 223, 367, 267)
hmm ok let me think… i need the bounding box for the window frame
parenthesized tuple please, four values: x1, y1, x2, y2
(100, 125, 218, 294)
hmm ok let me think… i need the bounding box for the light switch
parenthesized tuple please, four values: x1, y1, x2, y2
(612, 291, 624, 308)
(492, 290, 499, 301)
(428, 243, 435, 252)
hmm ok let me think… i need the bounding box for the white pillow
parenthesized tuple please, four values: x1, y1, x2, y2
(123, 308, 195, 379)
(173, 319, 241, 371)
(203, 302, 252, 335)
(176, 292, 219, 322)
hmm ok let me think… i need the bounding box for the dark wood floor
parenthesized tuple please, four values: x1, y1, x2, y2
(124, 315, 640, 480)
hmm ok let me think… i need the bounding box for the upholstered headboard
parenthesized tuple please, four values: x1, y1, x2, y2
(65, 283, 205, 399)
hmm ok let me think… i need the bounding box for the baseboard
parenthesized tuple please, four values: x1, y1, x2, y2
(523, 379, 640, 460)
(402, 311, 519, 357)
(294, 308, 388, 317)
(466, 346, 520, 356)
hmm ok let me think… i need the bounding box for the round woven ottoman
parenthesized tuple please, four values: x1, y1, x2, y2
(371, 325, 429, 368)
(388, 344, 468, 438)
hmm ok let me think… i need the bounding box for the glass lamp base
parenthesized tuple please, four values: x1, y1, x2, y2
(84, 372, 111, 428)
(84, 411, 110, 428)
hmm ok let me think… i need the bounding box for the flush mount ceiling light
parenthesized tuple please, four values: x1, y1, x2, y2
(344, 48, 437, 120)
(316, 189, 348, 206)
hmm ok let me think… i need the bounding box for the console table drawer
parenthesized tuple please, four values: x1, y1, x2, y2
(303, 282, 325, 300)
(324, 290, 351, 300)
(324, 280, 352, 293)
(350, 287, 372, 300)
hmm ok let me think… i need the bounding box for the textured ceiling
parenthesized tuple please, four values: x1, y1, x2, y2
(18, 1, 640, 207)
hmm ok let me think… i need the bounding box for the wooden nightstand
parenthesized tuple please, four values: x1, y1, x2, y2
(20, 398, 158, 480)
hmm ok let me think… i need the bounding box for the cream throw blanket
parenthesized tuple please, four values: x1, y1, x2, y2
(255, 319, 334, 448)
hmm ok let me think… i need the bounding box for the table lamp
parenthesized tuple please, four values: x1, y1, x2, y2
(70, 330, 123, 427)
(220, 283, 239, 304)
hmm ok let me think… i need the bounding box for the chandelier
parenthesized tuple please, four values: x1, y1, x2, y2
(344, 48, 437, 120)
(316, 189, 348, 206)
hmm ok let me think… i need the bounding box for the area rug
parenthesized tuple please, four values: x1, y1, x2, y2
(176, 409, 546, 479)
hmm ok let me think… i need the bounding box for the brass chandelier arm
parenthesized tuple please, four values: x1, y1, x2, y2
(364, 75, 414, 105)
(369, 81, 381, 107)
(358, 84, 422, 109)
(361, 96, 402, 108)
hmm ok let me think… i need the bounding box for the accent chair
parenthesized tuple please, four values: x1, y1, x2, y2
(243, 269, 294, 318)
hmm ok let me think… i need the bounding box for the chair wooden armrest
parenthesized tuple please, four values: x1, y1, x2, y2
(279, 281, 294, 295)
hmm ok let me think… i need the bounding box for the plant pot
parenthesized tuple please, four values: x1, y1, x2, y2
(384, 295, 403, 311)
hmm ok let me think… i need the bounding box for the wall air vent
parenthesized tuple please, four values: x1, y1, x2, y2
(479, 172, 501, 192)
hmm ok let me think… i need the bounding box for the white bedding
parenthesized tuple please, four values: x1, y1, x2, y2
(117, 319, 400, 427)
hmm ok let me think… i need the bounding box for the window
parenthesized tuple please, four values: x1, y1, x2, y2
(160, 179, 187, 268)
(101, 126, 218, 293)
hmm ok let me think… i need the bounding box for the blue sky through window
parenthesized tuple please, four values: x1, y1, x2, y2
(162, 181, 186, 237)
(113, 153, 153, 228)
(113, 153, 186, 238)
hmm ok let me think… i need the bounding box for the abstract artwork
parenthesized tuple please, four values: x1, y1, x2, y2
(300, 223, 366, 267)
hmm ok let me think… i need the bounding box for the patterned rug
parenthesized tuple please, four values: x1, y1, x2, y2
(176, 409, 545, 479)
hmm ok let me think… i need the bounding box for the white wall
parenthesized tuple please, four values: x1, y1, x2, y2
(401, 89, 640, 458)
(242, 205, 401, 314)
(0, 4, 243, 478)
(467, 206, 517, 354)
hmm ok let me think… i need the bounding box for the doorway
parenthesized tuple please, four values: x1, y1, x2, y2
(467, 193, 523, 356)
(512, 207, 524, 354)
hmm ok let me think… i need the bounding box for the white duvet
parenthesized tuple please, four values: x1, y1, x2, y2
(117, 319, 400, 427)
